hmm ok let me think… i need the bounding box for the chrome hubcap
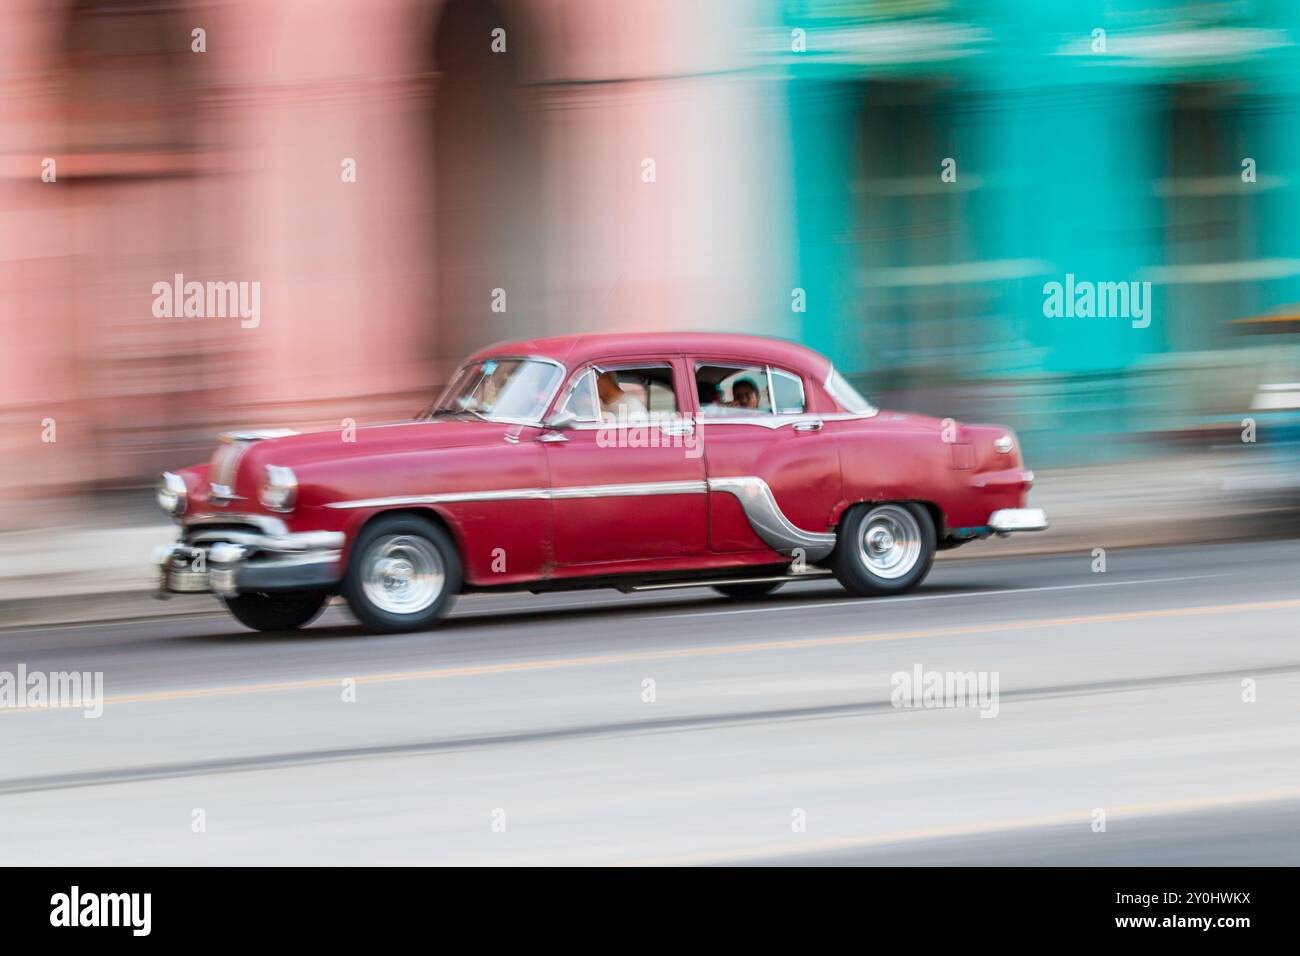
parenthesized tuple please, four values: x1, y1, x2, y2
(867, 527, 896, 553)
(858, 505, 922, 580)
(361, 535, 444, 615)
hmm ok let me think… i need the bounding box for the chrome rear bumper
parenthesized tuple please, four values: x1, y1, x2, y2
(987, 508, 1049, 532)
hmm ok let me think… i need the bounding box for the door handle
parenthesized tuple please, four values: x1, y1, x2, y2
(659, 421, 695, 437)
(793, 419, 823, 432)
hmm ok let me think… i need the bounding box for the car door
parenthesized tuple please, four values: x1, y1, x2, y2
(542, 355, 708, 568)
(692, 357, 842, 556)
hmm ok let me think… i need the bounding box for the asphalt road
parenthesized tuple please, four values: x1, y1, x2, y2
(1, 540, 1298, 866)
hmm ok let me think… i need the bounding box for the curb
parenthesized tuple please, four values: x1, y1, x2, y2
(0, 591, 224, 631)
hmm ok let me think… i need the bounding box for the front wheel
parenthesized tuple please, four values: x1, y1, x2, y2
(221, 589, 329, 632)
(341, 513, 461, 633)
(830, 502, 936, 597)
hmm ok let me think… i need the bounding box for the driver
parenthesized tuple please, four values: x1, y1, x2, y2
(597, 371, 648, 422)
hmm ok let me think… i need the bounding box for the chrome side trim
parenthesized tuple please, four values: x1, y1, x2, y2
(535, 410, 859, 432)
(326, 481, 706, 510)
(563, 418, 693, 432)
(706, 476, 837, 560)
(695, 412, 871, 430)
(327, 488, 551, 510)
(550, 480, 706, 499)
(324, 478, 835, 560)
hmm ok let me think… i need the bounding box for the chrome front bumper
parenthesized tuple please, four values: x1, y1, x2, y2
(155, 524, 345, 597)
(987, 508, 1049, 533)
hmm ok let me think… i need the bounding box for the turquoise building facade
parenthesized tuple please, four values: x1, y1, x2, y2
(780, 0, 1300, 462)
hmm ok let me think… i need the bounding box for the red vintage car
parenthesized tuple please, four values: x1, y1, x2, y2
(155, 333, 1046, 633)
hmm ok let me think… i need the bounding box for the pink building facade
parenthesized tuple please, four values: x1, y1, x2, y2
(0, 0, 793, 521)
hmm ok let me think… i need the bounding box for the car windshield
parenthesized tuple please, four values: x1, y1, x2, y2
(426, 358, 562, 423)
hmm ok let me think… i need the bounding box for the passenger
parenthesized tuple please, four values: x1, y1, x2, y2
(697, 380, 722, 412)
(597, 371, 648, 422)
(729, 378, 761, 410)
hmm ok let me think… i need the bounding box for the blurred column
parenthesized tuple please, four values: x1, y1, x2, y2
(0, 0, 79, 517)
(1248, 4, 1300, 318)
(213, 0, 440, 429)
(526, 0, 791, 339)
(0, 0, 232, 519)
(976, 0, 1166, 461)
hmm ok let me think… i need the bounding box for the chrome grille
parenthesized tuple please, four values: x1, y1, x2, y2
(181, 520, 275, 559)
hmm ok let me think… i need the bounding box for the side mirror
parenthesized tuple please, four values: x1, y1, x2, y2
(543, 409, 578, 431)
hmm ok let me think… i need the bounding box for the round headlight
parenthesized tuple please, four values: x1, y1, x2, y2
(994, 434, 1015, 454)
(259, 465, 298, 513)
(156, 472, 187, 517)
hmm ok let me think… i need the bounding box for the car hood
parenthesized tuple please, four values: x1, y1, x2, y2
(235, 418, 519, 468)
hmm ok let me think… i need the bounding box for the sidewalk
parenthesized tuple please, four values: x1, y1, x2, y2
(954, 450, 1296, 557)
(0, 453, 1292, 629)
(0, 523, 223, 628)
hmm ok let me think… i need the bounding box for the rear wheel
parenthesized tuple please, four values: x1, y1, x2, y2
(342, 513, 461, 633)
(831, 502, 936, 596)
(711, 580, 783, 600)
(221, 589, 329, 632)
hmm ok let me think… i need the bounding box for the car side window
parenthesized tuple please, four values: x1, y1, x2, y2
(770, 367, 806, 414)
(557, 368, 601, 422)
(695, 363, 806, 416)
(560, 363, 678, 423)
(695, 364, 771, 416)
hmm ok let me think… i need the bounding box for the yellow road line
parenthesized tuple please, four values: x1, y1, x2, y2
(619, 784, 1300, 866)
(6, 597, 1300, 712)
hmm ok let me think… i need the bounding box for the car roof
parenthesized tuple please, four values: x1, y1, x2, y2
(470, 332, 832, 379)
